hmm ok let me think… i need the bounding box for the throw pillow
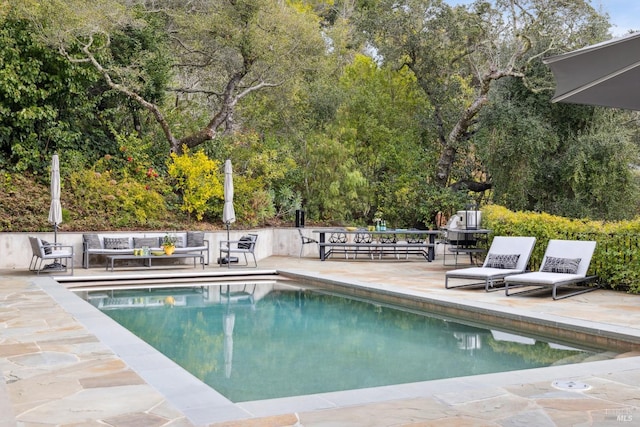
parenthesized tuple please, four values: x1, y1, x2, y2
(186, 231, 204, 247)
(485, 253, 520, 269)
(83, 233, 101, 250)
(103, 237, 130, 250)
(173, 236, 185, 248)
(238, 235, 253, 249)
(133, 237, 159, 248)
(41, 240, 52, 255)
(541, 256, 581, 274)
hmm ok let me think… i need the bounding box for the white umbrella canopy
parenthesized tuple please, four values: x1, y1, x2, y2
(544, 31, 640, 110)
(48, 153, 62, 243)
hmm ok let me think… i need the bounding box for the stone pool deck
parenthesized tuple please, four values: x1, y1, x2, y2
(1, 256, 640, 426)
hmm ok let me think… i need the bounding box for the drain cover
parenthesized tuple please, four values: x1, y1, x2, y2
(552, 380, 591, 391)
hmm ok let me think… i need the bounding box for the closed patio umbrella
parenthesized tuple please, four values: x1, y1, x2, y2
(544, 31, 640, 110)
(222, 159, 236, 265)
(46, 153, 64, 270)
(48, 153, 63, 242)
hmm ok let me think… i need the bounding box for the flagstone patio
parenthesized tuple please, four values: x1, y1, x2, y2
(1, 256, 639, 426)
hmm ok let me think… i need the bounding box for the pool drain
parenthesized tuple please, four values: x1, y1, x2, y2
(552, 380, 591, 391)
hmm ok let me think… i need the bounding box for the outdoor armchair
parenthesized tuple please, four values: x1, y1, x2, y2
(28, 236, 74, 276)
(219, 234, 258, 268)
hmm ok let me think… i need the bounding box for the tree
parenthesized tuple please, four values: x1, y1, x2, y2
(15, 0, 326, 155)
(0, 11, 112, 173)
(359, 0, 608, 191)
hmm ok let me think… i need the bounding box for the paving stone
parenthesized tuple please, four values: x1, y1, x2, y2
(79, 370, 146, 388)
(0, 343, 40, 358)
(16, 385, 165, 425)
(9, 351, 78, 369)
(102, 412, 168, 427)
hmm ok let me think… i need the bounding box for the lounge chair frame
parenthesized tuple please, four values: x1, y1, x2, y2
(504, 239, 599, 300)
(445, 236, 536, 292)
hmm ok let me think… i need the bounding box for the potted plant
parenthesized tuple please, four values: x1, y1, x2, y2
(162, 233, 177, 255)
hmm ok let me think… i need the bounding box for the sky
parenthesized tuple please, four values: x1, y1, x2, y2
(595, 0, 640, 36)
(447, 0, 640, 37)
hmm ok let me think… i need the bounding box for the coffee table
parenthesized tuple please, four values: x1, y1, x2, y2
(106, 253, 205, 272)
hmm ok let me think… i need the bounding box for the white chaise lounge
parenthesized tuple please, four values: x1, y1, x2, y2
(504, 239, 598, 300)
(445, 236, 537, 292)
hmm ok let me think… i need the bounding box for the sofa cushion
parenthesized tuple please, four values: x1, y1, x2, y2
(103, 237, 130, 250)
(83, 233, 101, 250)
(173, 235, 185, 248)
(133, 237, 159, 248)
(186, 231, 204, 247)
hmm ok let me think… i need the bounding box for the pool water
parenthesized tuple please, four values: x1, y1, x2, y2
(87, 282, 599, 402)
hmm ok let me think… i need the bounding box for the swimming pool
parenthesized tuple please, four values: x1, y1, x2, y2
(80, 280, 609, 402)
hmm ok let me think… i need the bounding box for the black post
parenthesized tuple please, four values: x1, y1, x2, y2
(295, 209, 305, 228)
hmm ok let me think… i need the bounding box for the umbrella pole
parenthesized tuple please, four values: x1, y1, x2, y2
(226, 222, 230, 268)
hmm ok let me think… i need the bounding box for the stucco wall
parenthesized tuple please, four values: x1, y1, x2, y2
(0, 228, 323, 270)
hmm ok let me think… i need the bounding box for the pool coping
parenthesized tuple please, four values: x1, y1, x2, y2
(37, 270, 640, 426)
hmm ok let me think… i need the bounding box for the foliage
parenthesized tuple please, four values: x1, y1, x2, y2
(0, 13, 108, 174)
(204, 132, 295, 226)
(358, 0, 609, 191)
(483, 205, 640, 293)
(328, 54, 436, 227)
(478, 74, 640, 221)
(1, 0, 639, 234)
(168, 146, 222, 221)
(68, 169, 167, 227)
(0, 172, 50, 231)
(162, 233, 177, 247)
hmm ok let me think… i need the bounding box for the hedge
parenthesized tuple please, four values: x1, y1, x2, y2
(482, 205, 640, 293)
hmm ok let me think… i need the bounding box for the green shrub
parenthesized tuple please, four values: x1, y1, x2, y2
(483, 205, 640, 293)
(69, 169, 167, 227)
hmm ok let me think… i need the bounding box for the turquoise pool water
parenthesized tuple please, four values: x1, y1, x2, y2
(86, 282, 599, 402)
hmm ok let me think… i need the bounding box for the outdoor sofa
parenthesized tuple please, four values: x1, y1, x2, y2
(82, 231, 209, 268)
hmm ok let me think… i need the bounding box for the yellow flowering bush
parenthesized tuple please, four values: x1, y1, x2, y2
(168, 147, 223, 221)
